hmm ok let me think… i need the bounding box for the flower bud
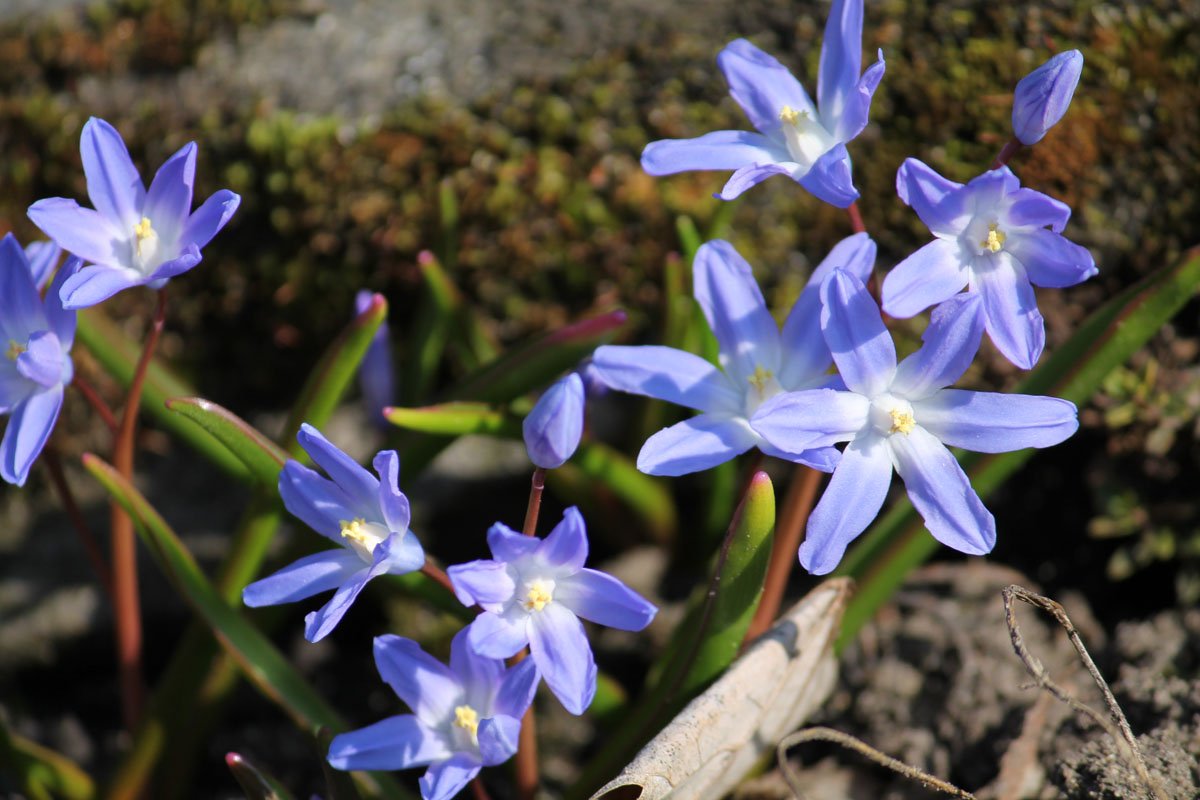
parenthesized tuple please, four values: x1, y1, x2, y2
(354, 290, 394, 428)
(1012, 50, 1083, 145)
(523, 373, 585, 469)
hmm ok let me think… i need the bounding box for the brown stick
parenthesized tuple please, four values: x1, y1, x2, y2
(71, 374, 118, 435)
(846, 202, 866, 234)
(989, 137, 1023, 170)
(522, 467, 546, 537)
(513, 467, 547, 800)
(43, 446, 115, 603)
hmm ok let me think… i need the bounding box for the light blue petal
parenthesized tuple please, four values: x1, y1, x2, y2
(881, 239, 968, 319)
(278, 460, 355, 542)
(466, 610, 529, 660)
(693, 240, 780, 385)
(182, 189, 241, 249)
(143, 142, 196, 243)
(419, 753, 481, 800)
(523, 373, 584, 469)
(373, 450, 411, 533)
(145, 245, 203, 282)
(891, 293, 985, 399)
(636, 414, 758, 477)
(965, 166, 1020, 204)
(555, 568, 656, 631)
(528, 603, 596, 715)
(447, 560, 514, 610)
(303, 567, 373, 642)
(716, 161, 797, 200)
(80, 117, 145, 230)
(536, 506, 588, 571)
(374, 634, 462, 724)
(913, 390, 1079, 452)
(591, 345, 741, 414)
(973, 253, 1044, 370)
(895, 158, 969, 238)
(477, 715, 522, 766)
(16, 331, 65, 388)
(58, 265, 143, 311)
(641, 130, 787, 175)
(800, 432, 893, 575)
(890, 426, 995, 555)
(757, 441, 842, 472)
(356, 290, 395, 427)
(817, 0, 863, 129)
(328, 715, 452, 771)
(0, 234, 47, 340)
(297, 423, 380, 515)
(493, 658, 539, 719)
(1012, 50, 1083, 146)
(1005, 188, 1071, 233)
(751, 388, 869, 451)
(27, 199, 123, 269)
(43, 257, 82, 349)
(829, 50, 886, 143)
(449, 626, 504, 708)
(485, 521, 540, 562)
(820, 269, 895, 397)
(242, 549, 363, 607)
(24, 241, 61, 291)
(0, 384, 62, 486)
(798, 144, 858, 208)
(717, 39, 816, 134)
(1006, 228, 1097, 288)
(374, 530, 425, 576)
(0, 364, 32, 414)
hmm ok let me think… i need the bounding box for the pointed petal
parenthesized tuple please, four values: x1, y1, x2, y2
(373, 450, 411, 533)
(242, 549, 363, 607)
(881, 239, 968, 319)
(798, 144, 859, 208)
(477, 715, 522, 766)
(752, 388, 869, 451)
(757, 441, 842, 472)
(641, 130, 787, 175)
(591, 345, 741, 414)
(974, 254, 1045, 370)
(58, 265, 143, 311)
(297, 423, 379, 514)
(895, 158, 969, 238)
(817, 0, 863, 127)
(145, 245, 202, 282)
(800, 433, 893, 575)
(182, 189, 241, 249)
(449, 626, 504, 705)
(303, 567, 373, 642)
(820, 269, 896, 396)
(80, 117, 145, 230)
(373, 634, 462, 723)
(278, 460, 355, 542)
(891, 427, 995, 555)
(466, 611, 529, 660)
(913, 390, 1078, 452)
(23, 241, 61, 291)
(717, 39, 816, 134)
(636, 414, 758, 477)
(374, 530, 425, 575)
(528, 603, 596, 715)
(537, 506, 588, 571)
(26, 199, 123, 268)
(327, 715, 452, 771)
(1007, 228, 1097, 288)
(0, 234, 47, 339)
(419, 753, 482, 800)
(0, 365, 32, 414)
(891, 293, 985, 398)
(43, 257, 82, 348)
(1006, 188, 1071, 233)
(693, 240, 781, 385)
(1, 386, 63, 485)
(143, 142, 196, 243)
(555, 568, 656, 631)
(486, 521, 540, 562)
(493, 658, 539, 719)
(829, 51, 886, 143)
(16, 331, 65, 388)
(716, 160, 796, 201)
(447, 560, 515, 610)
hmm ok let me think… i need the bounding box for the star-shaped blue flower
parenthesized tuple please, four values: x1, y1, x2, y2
(751, 269, 1079, 574)
(641, 0, 885, 206)
(592, 235, 876, 476)
(327, 629, 539, 800)
(27, 117, 240, 309)
(242, 423, 425, 642)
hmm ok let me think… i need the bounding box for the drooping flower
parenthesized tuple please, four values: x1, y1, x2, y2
(641, 0, 885, 206)
(882, 158, 1097, 370)
(447, 507, 657, 715)
(751, 269, 1079, 574)
(0, 234, 81, 486)
(592, 235, 875, 476)
(242, 423, 425, 642)
(355, 290, 395, 428)
(523, 373, 585, 469)
(27, 117, 241, 309)
(327, 629, 539, 800)
(1012, 50, 1084, 145)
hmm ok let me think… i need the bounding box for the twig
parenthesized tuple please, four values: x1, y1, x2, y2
(522, 467, 546, 537)
(419, 560, 457, 597)
(989, 137, 1023, 170)
(71, 374, 118, 435)
(777, 726, 976, 799)
(846, 202, 866, 234)
(1001, 584, 1167, 800)
(42, 445, 115, 604)
(514, 466, 547, 800)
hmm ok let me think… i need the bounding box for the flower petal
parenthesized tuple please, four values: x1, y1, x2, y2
(591, 345, 741, 414)
(467, 610, 529, 660)
(43, 257, 82, 349)
(449, 626, 504, 708)
(80, 117, 145, 230)
(447, 560, 515, 610)
(327, 715, 452, 771)
(242, 549, 363, 607)
(297, 423, 379, 515)
(374, 530, 426, 576)
(182, 189, 241, 249)
(798, 144, 858, 208)
(913, 390, 1078, 452)
(26, 199, 123, 269)
(973, 253, 1045, 370)
(486, 521, 540, 562)
(477, 715, 522, 766)
(303, 567, 374, 642)
(143, 142, 197, 243)
(716, 161, 797, 201)
(693, 240, 781, 385)
(419, 753, 482, 800)
(373, 634, 462, 723)
(0, 384, 63, 486)
(820, 269, 896, 397)
(830, 51, 886, 143)
(145, 245, 203, 282)
(890, 426, 995, 555)
(757, 441, 843, 472)
(537, 506, 588, 571)
(0, 234, 48, 340)
(881, 239, 968, 319)
(1007, 228, 1097, 288)
(636, 414, 758, 477)
(523, 373, 585, 469)
(16, 331, 65, 388)
(278, 460, 355, 542)
(58, 265, 144, 311)
(751, 388, 869, 452)
(555, 568, 656, 631)
(800, 432, 893, 575)
(817, 0, 863, 128)
(1012, 50, 1083, 146)
(1005, 188, 1071, 233)
(717, 39, 816, 134)
(641, 130, 787, 175)
(528, 603, 596, 715)
(493, 657, 539, 719)
(895, 158, 969, 238)
(24, 241, 61, 291)
(891, 293, 985, 399)
(373, 450, 411, 533)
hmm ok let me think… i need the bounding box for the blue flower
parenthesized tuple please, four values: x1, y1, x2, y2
(242, 423, 425, 642)
(882, 159, 1097, 369)
(751, 270, 1079, 575)
(523, 373, 585, 469)
(27, 117, 241, 309)
(0, 234, 81, 486)
(592, 235, 875, 476)
(641, 0, 885, 206)
(355, 290, 395, 428)
(327, 629, 539, 800)
(447, 507, 656, 715)
(1013, 50, 1083, 146)
(24, 240, 62, 291)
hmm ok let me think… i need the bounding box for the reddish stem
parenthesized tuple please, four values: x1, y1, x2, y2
(419, 561, 457, 597)
(470, 777, 492, 800)
(43, 446, 115, 604)
(110, 288, 167, 731)
(521, 467, 546, 537)
(846, 201, 866, 234)
(513, 466, 547, 800)
(71, 374, 118, 435)
(990, 137, 1023, 170)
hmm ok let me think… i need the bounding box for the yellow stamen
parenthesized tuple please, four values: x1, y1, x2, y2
(980, 222, 1006, 254)
(339, 518, 374, 549)
(779, 105, 804, 123)
(453, 705, 480, 739)
(889, 408, 916, 435)
(133, 217, 156, 255)
(747, 364, 775, 394)
(5, 340, 25, 361)
(523, 582, 552, 612)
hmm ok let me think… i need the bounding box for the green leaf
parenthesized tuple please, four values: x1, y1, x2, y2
(405, 253, 456, 405)
(165, 398, 289, 485)
(384, 401, 519, 437)
(836, 248, 1200, 651)
(225, 752, 295, 800)
(0, 716, 93, 800)
(549, 442, 677, 543)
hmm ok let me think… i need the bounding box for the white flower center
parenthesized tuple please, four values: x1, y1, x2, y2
(963, 216, 1009, 258)
(131, 216, 161, 275)
(339, 517, 390, 563)
(778, 105, 836, 169)
(743, 363, 783, 416)
(521, 578, 555, 612)
(869, 393, 917, 437)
